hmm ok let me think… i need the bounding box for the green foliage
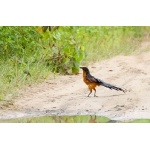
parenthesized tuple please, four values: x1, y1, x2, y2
(0, 26, 42, 60)
(0, 27, 49, 100)
(0, 26, 87, 99)
(41, 26, 86, 74)
(0, 26, 150, 100)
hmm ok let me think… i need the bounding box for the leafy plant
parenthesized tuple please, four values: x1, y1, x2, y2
(40, 26, 86, 74)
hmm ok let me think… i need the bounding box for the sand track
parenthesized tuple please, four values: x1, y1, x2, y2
(0, 51, 150, 121)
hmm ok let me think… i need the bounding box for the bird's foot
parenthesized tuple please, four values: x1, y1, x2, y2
(94, 95, 98, 97)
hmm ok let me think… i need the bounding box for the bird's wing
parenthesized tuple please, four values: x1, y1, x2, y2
(86, 74, 100, 83)
(86, 73, 126, 93)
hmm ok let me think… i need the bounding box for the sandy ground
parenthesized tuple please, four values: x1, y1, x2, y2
(0, 51, 150, 121)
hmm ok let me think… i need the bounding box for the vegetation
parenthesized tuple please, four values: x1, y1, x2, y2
(0, 26, 150, 100)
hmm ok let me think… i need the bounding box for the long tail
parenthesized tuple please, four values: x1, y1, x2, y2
(97, 79, 126, 93)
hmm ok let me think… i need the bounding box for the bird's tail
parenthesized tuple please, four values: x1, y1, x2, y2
(97, 79, 126, 93)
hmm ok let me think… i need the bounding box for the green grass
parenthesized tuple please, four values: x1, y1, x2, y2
(82, 27, 150, 64)
(0, 60, 53, 101)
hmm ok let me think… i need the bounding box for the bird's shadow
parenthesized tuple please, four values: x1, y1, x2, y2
(88, 93, 125, 98)
(106, 93, 125, 97)
(99, 93, 125, 98)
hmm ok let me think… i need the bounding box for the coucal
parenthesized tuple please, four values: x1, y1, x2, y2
(80, 67, 126, 97)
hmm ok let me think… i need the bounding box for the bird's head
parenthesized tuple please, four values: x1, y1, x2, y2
(80, 67, 90, 73)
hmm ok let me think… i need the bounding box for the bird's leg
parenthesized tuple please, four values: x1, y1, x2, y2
(94, 88, 98, 97)
(87, 89, 92, 97)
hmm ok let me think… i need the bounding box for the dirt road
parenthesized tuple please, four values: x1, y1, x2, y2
(0, 51, 150, 121)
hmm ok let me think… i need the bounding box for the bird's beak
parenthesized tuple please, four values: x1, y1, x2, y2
(80, 67, 83, 69)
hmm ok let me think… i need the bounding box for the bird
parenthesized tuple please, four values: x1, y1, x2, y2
(80, 67, 126, 97)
